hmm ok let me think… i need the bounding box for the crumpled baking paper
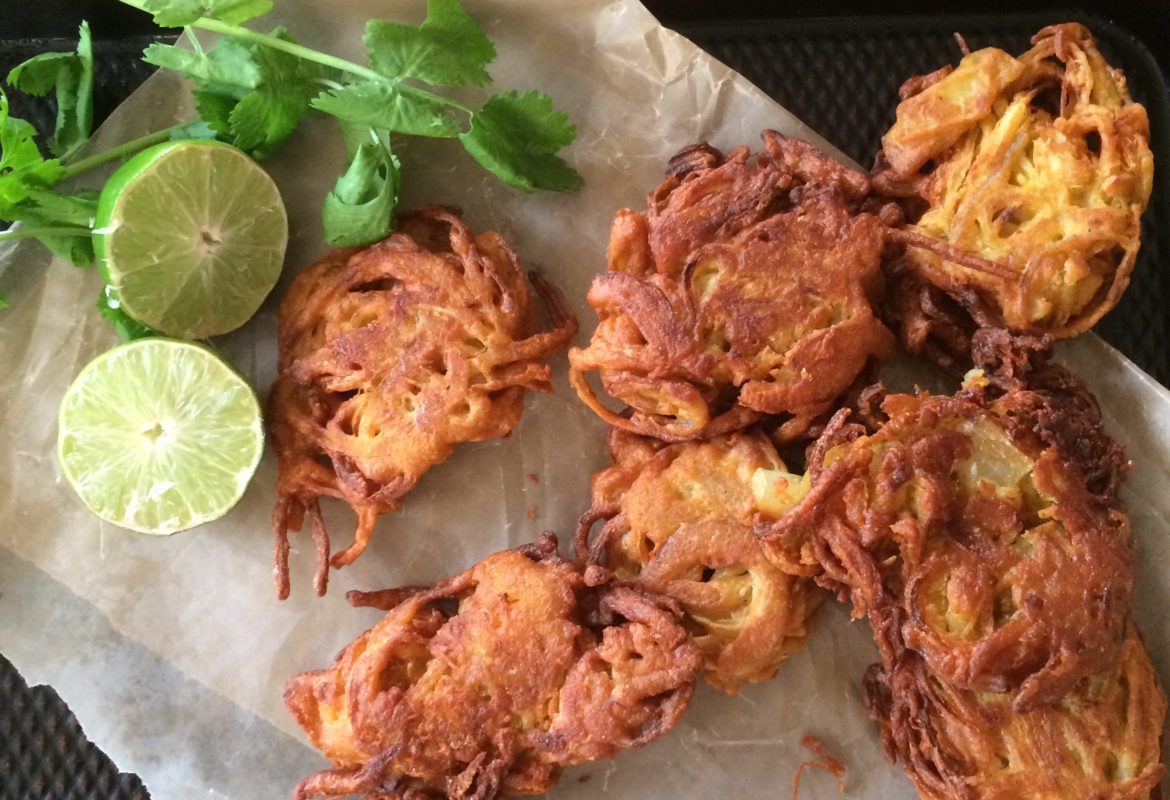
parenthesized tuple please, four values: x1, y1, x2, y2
(0, 1, 1165, 798)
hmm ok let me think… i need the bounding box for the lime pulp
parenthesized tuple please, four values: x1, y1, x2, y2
(93, 139, 288, 340)
(57, 338, 265, 535)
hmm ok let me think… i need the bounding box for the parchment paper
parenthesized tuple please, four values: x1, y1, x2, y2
(1, 2, 1167, 798)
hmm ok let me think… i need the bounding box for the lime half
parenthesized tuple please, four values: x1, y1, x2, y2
(94, 140, 288, 339)
(57, 338, 265, 535)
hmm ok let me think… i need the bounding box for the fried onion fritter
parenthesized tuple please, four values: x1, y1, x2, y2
(270, 207, 578, 598)
(569, 131, 894, 443)
(865, 624, 1165, 800)
(755, 345, 1166, 795)
(875, 24, 1153, 346)
(575, 428, 819, 693)
(758, 376, 1134, 713)
(284, 534, 700, 800)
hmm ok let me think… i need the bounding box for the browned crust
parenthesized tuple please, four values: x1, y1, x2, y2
(269, 207, 578, 598)
(569, 130, 894, 442)
(575, 427, 820, 693)
(874, 23, 1154, 347)
(285, 533, 701, 800)
(760, 378, 1134, 712)
(864, 624, 1165, 800)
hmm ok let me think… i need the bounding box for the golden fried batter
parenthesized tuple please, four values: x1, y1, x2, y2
(756, 342, 1165, 796)
(284, 534, 700, 800)
(569, 131, 893, 442)
(876, 24, 1153, 344)
(576, 428, 819, 693)
(866, 625, 1165, 800)
(759, 377, 1134, 712)
(270, 207, 577, 598)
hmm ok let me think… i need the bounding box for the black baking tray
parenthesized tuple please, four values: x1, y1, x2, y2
(0, 654, 149, 800)
(2, 5, 1169, 798)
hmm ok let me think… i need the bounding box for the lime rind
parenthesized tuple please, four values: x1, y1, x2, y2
(57, 338, 265, 535)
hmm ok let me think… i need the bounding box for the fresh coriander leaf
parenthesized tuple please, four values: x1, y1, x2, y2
(311, 81, 458, 138)
(38, 229, 94, 266)
(0, 92, 54, 173)
(141, 0, 273, 27)
(97, 284, 157, 340)
(59, 21, 93, 158)
(322, 131, 399, 247)
(364, 0, 495, 88)
(0, 292, 8, 309)
(23, 187, 98, 226)
(0, 164, 63, 218)
(16, 212, 94, 266)
(9, 22, 94, 158)
(226, 29, 316, 157)
(179, 29, 316, 157)
(169, 117, 220, 141)
(229, 88, 305, 156)
(7, 53, 74, 96)
(192, 89, 235, 136)
(143, 39, 260, 98)
(458, 90, 581, 192)
(70, 21, 95, 153)
(0, 91, 64, 216)
(338, 118, 385, 158)
(5, 189, 98, 266)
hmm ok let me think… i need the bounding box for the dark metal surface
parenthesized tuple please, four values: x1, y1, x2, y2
(0, 654, 150, 800)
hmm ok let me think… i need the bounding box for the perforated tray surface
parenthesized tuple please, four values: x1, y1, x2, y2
(0, 654, 150, 800)
(1, 11, 1168, 799)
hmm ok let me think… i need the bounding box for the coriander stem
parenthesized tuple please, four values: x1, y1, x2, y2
(0, 225, 92, 241)
(59, 124, 185, 179)
(183, 26, 204, 56)
(188, 17, 478, 117)
(191, 18, 383, 82)
(120, 3, 478, 119)
(398, 83, 476, 116)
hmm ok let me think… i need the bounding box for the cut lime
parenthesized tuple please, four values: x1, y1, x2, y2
(57, 338, 265, 535)
(94, 139, 288, 339)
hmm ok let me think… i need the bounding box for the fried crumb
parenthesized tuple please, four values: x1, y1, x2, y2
(793, 735, 846, 799)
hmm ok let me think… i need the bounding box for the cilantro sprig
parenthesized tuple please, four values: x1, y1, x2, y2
(0, 1, 581, 318)
(127, 0, 582, 245)
(0, 23, 198, 311)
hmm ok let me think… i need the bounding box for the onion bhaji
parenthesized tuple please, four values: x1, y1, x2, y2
(760, 370, 1135, 711)
(270, 207, 578, 598)
(866, 624, 1165, 800)
(875, 24, 1154, 350)
(569, 131, 894, 443)
(284, 534, 700, 800)
(756, 338, 1166, 797)
(575, 427, 819, 693)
